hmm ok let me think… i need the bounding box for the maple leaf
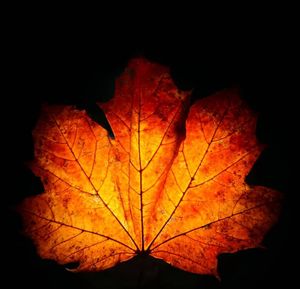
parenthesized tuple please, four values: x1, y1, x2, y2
(19, 58, 281, 276)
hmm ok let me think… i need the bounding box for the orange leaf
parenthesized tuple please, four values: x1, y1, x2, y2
(19, 58, 281, 276)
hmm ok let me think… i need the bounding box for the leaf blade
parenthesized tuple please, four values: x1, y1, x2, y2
(19, 59, 281, 275)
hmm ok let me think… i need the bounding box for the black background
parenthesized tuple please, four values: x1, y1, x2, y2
(3, 15, 293, 289)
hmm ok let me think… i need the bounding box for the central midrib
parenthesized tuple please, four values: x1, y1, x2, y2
(137, 90, 145, 252)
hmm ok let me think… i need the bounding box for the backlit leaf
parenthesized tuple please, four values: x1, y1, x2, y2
(19, 58, 281, 275)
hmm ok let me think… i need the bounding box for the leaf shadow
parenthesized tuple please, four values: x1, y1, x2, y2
(79, 255, 220, 289)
